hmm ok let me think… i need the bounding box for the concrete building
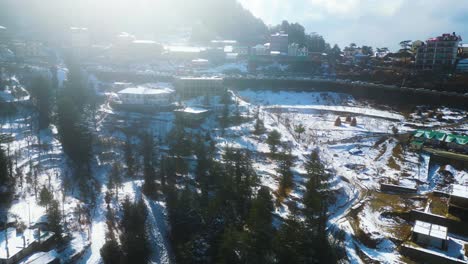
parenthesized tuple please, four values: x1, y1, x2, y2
(270, 32, 288, 54)
(112, 33, 162, 62)
(117, 85, 174, 106)
(449, 184, 468, 210)
(459, 44, 468, 58)
(456, 59, 468, 72)
(174, 106, 210, 126)
(416, 33, 462, 70)
(0, 228, 55, 264)
(288, 43, 308, 57)
(175, 77, 224, 98)
(251, 44, 269, 56)
(411, 220, 448, 250)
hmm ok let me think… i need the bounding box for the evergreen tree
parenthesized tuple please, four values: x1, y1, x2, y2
(294, 124, 305, 141)
(38, 185, 53, 209)
(217, 226, 243, 264)
(109, 163, 122, 198)
(266, 130, 281, 154)
(253, 115, 265, 135)
(29, 76, 52, 129)
(142, 133, 157, 196)
(350, 117, 357, 126)
(305, 150, 325, 184)
(47, 199, 63, 238)
(124, 137, 135, 177)
(245, 187, 274, 263)
(100, 239, 122, 264)
(120, 197, 150, 263)
(0, 147, 9, 187)
(277, 153, 294, 198)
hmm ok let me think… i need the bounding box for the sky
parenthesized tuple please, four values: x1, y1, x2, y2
(238, 0, 468, 51)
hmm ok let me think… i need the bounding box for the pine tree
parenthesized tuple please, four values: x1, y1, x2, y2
(29, 76, 52, 129)
(277, 153, 294, 198)
(245, 187, 274, 262)
(0, 147, 9, 186)
(253, 115, 265, 135)
(266, 130, 281, 154)
(350, 117, 357, 126)
(294, 124, 305, 141)
(109, 163, 122, 198)
(142, 133, 157, 197)
(305, 150, 325, 184)
(47, 199, 63, 238)
(38, 185, 53, 209)
(124, 137, 135, 177)
(120, 197, 150, 263)
(100, 239, 122, 264)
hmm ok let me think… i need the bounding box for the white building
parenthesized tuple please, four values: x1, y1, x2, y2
(117, 85, 174, 105)
(411, 220, 448, 250)
(0, 228, 55, 264)
(251, 44, 269, 56)
(288, 43, 308, 56)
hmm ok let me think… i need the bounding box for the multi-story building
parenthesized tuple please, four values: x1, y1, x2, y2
(270, 32, 288, 54)
(117, 85, 175, 106)
(416, 33, 462, 70)
(288, 43, 308, 57)
(175, 77, 224, 98)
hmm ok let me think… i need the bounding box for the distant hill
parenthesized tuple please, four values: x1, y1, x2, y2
(0, 0, 268, 44)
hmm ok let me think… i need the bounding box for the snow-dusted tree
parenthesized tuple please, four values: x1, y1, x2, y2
(276, 152, 294, 198)
(108, 163, 122, 198)
(124, 137, 135, 177)
(266, 130, 281, 153)
(47, 199, 63, 238)
(294, 124, 305, 141)
(38, 185, 53, 209)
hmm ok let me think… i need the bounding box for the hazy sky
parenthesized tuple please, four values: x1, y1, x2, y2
(239, 0, 468, 51)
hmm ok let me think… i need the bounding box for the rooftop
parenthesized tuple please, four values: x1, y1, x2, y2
(413, 130, 468, 145)
(413, 220, 448, 240)
(178, 76, 223, 81)
(70, 27, 88, 31)
(132, 40, 158, 45)
(451, 184, 468, 199)
(118, 86, 174, 95)
(0, 228, 54, 260)
(175, 106, 209, 114)
(427, 33, 462, 42)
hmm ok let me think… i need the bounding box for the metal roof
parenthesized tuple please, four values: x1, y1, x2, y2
(413, 220, 447, 240)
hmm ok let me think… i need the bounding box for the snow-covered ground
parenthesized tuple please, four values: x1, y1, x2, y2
(2, 73, 467, 263)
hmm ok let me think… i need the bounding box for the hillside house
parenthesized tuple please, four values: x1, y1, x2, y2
(175, 77, 224, 98)
(411, 220, 448, 250)
(449, 184, 468, 210)
(116, 85, 175, 110)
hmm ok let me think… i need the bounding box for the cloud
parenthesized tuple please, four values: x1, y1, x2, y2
(239, 0, 468, 50)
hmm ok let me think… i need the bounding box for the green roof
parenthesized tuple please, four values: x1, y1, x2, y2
(424, 131, 436, 139)
(455, 135, 468, 145)
(445, 134, 456, 143)
(433, 132, 446, 141)
(414, 130, 425, 138)
(415, 130, 467, 146)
